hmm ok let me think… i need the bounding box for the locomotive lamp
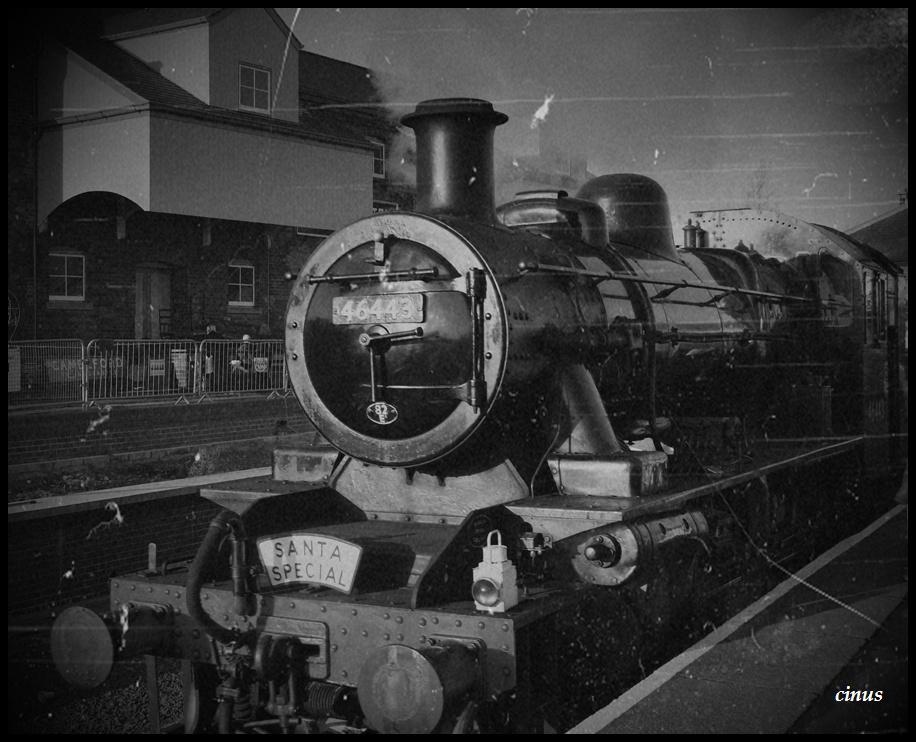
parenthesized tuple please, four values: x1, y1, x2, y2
(471, 530, 519, 613)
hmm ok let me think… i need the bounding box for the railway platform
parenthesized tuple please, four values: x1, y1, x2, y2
(569, 503, 908, 735)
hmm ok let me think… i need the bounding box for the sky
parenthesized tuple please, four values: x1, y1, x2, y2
(278, 7, 907, 232)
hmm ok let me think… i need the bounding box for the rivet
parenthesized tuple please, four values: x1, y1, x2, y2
(485, 313, 492, 320)
(502, 623, 510, 632)
(320, 605, 327, 613)
(289, 602, 296, 609)
(341, 627, 348, 635)
(455, 620, 462, 627)
(485, 352, 492, 359)
(192, 629, 200, 639)
(478, 621, 485, 629)
(361, 630, 368, 637)
(113, 582, 120, 589)
(223, 615, 229, 621)
(395, 616, 403, 624)
(341, 670, 348, 678)
(501, 644, 509, 651)
(431, 617, 439, 625)
(291, 353, 298, 361)
(290, 321, 299, 329)
(148, 586, 154, 593)
(351, 609, 358, 616)
(332, 644, 338, 652)
(396, 634, 404, 641)
(129, 584, 136, 591)
(419, 618, 427, 627)
(384, 613, 391, 620)
(502, 667, 511, 676)
(202, 593, 209, 601)
(384, 633, 390, 641)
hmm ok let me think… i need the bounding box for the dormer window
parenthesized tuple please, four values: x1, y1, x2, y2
(239, 63, 271, 114)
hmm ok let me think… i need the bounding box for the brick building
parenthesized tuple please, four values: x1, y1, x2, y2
(8, 8, 413, 342)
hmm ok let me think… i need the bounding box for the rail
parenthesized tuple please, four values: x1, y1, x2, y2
(8, 338, 291, 409)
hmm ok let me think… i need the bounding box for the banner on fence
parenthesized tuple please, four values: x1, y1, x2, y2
(8, 347, 21, 392)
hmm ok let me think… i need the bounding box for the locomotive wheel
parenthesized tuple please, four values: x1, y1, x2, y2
(182, 661, 220, 734)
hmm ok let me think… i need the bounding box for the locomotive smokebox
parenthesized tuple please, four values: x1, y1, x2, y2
(577, 173, 681, 262)
(402, 98, 507, 223)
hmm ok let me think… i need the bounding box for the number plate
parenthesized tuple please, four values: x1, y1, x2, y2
(258, 534, 362, 593)
(332, 293, 424, 325)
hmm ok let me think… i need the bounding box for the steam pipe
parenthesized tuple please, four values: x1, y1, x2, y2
(187, 510, 240, 646)
(401, 98, 507, 223)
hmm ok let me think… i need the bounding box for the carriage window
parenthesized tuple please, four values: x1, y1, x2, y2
(865, 271, 888, 344)
(876, 276, 887, 341)
(48, 252, 85, 301)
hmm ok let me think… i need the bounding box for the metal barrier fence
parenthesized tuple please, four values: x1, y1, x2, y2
(8, 339, 85, 407)
(8, 338, 290, 408)
(86, 338, 202, 403)
(198, 339, 288, 399)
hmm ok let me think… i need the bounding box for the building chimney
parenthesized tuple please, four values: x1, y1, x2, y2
(401, 98, 507, 223)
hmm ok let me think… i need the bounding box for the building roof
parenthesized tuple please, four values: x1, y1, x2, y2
(299, 51, 380, 103)
(102, 8, 301, 49)
(57, 36, 370, 150)
(68, 36, 208, 112)
(813, 223, 902, 276)
(298, 51, 396, 141)
(849, 205, 908, 267)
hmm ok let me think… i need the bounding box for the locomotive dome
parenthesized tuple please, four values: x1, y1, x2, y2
(577, 173, 681, 262)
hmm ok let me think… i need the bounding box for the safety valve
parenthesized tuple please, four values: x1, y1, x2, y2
(471, 530, 519, 613)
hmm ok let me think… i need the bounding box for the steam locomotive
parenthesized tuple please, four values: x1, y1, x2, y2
(51, 99, 905, 734)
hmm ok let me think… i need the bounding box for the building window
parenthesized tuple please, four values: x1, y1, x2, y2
(239, 63, 270, 114)
(48, 252, 85, 301)
(228, 260, 255, 306)
(370, 139, 386, 178)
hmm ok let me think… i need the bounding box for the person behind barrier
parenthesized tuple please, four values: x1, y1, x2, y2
(202, 323, 225, 392)
(231, 334, 253, 389)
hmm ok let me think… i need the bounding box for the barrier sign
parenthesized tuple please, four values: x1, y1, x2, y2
(8, 347, 21, 392)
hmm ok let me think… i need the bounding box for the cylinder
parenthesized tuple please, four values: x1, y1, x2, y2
(357, 643, 478, 733)
(401, 98, 507, 223)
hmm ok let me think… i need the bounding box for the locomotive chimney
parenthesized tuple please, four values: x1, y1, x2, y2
(402, 98, 507, 223)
